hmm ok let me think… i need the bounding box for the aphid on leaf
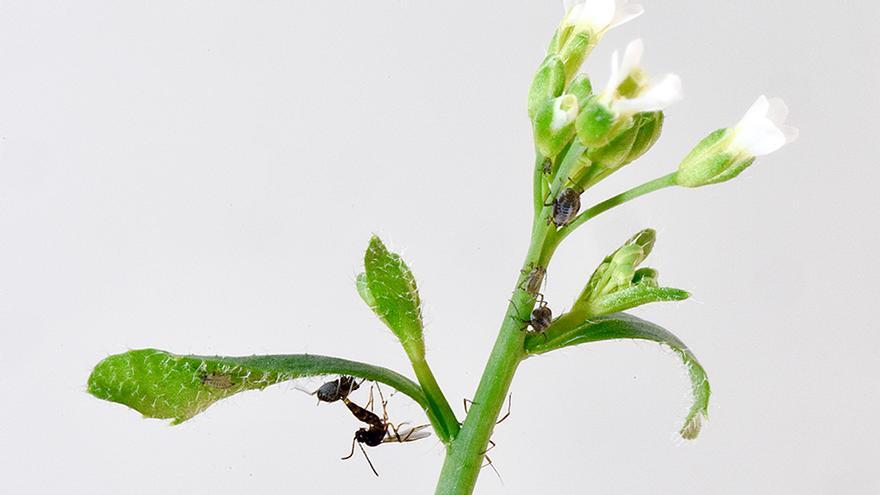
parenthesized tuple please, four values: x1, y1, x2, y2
(312, 375, 362, 404)
(200, 372, 235, 390)
(340, 384, 430, 476)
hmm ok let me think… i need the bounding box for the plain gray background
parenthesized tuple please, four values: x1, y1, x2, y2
(1, 1, 878, 493)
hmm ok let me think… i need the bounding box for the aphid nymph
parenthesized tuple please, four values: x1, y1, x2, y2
(549, 187, 581, 227)
(521, 264, 546, 296)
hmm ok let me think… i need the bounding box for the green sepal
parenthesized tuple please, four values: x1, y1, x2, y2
(676, 128, 756, 187)
(558, 32, 593, 82)
(362, 235, 425, 357)
(590, 282, 690, 315)
(527, 55, 566, 118)
(524, 312, 711, 440)
(567, 74, 593, 107)
(533, 95, 579, 159)
(587, 112, 664, 171)
(576, 96, 617, 147)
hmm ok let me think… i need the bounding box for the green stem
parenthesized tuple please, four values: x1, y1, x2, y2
(434, 206, 555, 494)
(410, 355, 461, 443)
(550, 172, 677, 251)
(433, 170, 677, 493)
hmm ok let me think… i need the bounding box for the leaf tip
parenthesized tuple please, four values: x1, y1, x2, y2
(680, 410, 708, 440)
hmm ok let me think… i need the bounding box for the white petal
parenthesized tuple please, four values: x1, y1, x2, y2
(781, 124, 800, 144)
(731, 119, 787, 156)
(603, 49, 622, 96)
(732, 95, 797, 154)
(609, 1, 645, 29)
(577, 0, 616, 31)
(765, 97, 789, 126)
(737, 95, 770, 129)
(551, 95, 580, 130)
(612, 73, 683, 113)
(618, 38, 644, 81)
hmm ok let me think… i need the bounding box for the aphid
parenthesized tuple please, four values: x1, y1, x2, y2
(200, 372, 235, 389)
(541, 158, 553, 175)
(509, 297, 554, 334)
(520, 264, 546, 296)
(314, 375, 362, 403)
(529, 299, 553, 333)
(340, 385, 430, 476)
(549, 187, 581, 227)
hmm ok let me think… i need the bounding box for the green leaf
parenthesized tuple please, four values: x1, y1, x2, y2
(525, 313, 710, 440)
(362, 236, 425, 357)
(87, 349, 442, 433)
(591, 284, 690, 315)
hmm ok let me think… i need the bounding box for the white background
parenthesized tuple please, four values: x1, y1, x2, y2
(1, 1, 878, 493)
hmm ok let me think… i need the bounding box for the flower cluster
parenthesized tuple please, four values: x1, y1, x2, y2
(528, 0, 797, 194)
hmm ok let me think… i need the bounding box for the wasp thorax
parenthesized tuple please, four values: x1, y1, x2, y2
(551, 188, 582, 226)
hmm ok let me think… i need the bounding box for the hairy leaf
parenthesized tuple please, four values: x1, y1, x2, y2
(525, 313, 710, 439)
(361, 236, 424, 356)
(87, 349, 439, 432)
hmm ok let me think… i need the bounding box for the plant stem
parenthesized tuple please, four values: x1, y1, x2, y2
(434, 214, 553, 494)
(433, 171, 677, 493)
(550, 172, 678, 250)
(410, 355, 461, 443)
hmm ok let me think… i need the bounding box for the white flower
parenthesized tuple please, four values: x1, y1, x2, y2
(562, 0, 644, 37)
(600, 39, 683, 115)
(550, 95, 580, 131)
(730, 95, 799, 156)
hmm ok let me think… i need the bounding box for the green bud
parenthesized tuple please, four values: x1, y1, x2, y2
(533, 95, 579, 158)
(675, 128, 755, 187)
(626, 112, 664, 163)
(585, 112, 664, 171)
(567, 74, 593, 107)
(527, 55, 566, 119)
(586, 118, 639, 169)
(572, 228, 688, 317)
(575, 96, 617, 147)
(558, 32, 593, 82)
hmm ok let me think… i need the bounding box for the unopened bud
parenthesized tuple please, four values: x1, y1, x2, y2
(527, 55, 566, 119)
(534, 95, 579, 158)
(575, 96, 617, 147)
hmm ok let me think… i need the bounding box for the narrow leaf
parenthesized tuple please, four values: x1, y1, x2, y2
(87, 349, 438, 431)
(525, 313, 710, 439)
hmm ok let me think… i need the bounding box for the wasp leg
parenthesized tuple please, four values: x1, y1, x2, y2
(495, 394, 513, 425)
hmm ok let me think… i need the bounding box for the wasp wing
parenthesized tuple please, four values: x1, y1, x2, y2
(383, 424, 431, 443)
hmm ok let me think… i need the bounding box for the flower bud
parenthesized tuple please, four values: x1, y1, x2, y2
(534, 94, 580, 158)
(676, 96, 798, 187)
(567, 74, 593, 107)
(571, 229, 686, 317)
(575, 96, 617, 148)
(586, 111, 663, 170)
(552, 0, 645, 80)
(527, 55, 566, 119)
